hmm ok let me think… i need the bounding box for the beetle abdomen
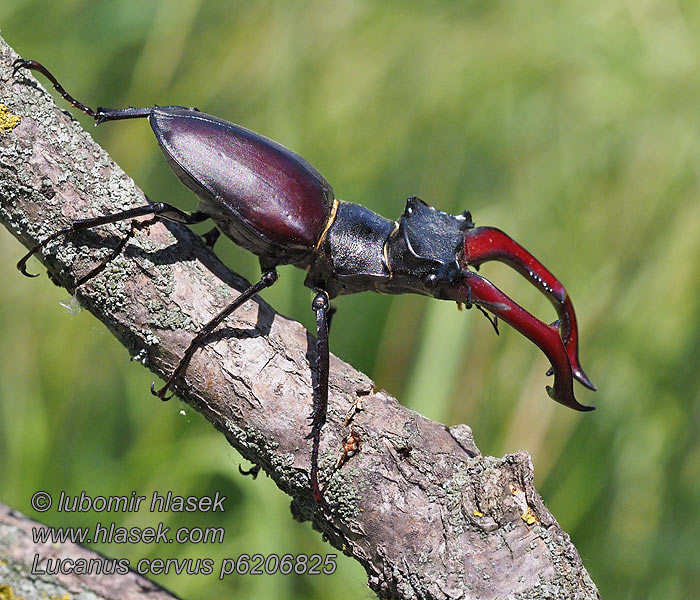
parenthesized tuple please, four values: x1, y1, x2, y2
(149, 107, 334, 264)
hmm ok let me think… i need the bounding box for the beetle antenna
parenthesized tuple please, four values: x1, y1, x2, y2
(476, 305, 500, 335)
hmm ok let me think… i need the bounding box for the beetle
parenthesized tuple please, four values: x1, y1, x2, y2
(12, 58, 595, 502)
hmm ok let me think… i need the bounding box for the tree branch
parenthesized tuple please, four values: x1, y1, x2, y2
(0, 35, 599, 599)
(0, 502, 180, 600)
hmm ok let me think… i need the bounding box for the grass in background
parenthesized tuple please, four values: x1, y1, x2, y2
(1, 1, 700, 598)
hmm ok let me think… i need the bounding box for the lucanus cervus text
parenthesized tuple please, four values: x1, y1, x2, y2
(12, 58, 596, 502)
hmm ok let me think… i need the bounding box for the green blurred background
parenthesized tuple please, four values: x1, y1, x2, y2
(1, 1, 699, 598)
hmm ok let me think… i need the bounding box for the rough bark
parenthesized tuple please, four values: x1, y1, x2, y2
(0, 502, 180, 600)
(0, 35, 600, 600)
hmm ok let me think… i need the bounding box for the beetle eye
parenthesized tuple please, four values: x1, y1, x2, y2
(423, 273, 439, 288)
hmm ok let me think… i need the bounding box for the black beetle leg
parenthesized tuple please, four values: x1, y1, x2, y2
(202, 226, 221, 249)
(13, 59, 152, 124)
(308, 290, 330, 503)
(326, 303, 337, 336)
(17, 202, 210, 278)
(151, 269, 279, 400)
(238, 464, 261, 479)
(73, 220, 143, 288)
(13, 58, 99, 118)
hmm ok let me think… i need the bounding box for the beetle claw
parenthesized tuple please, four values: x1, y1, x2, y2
(12, 58, 30, 78)
(17, 243, 50, 278)
(239, 464, 261, 479)
(150, 381, 174, 401)
(16, 227, 73, 280)
(17, 251, 40, 278)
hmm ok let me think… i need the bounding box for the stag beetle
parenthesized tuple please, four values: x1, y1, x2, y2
(13, 59, 595, 502)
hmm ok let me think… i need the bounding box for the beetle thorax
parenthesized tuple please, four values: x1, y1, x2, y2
(305, 197, 474, 299)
